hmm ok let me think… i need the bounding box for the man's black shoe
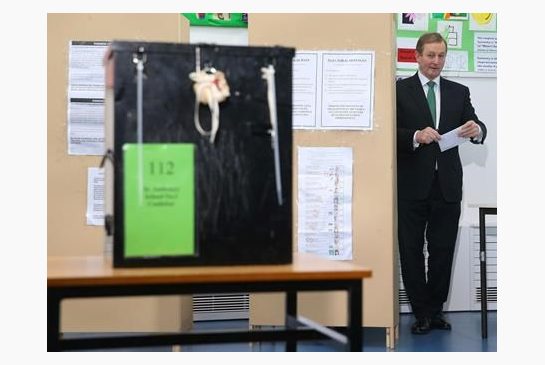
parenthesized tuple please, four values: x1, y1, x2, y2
(411, 317, 431, 335)
(430, 313, 451, 330)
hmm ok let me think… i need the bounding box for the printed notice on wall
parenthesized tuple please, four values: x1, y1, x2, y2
(292, 50, 375, 130)
(87, 167, 104, 225)
(297, 147, 353, 260)
(292, 52, 319, 128)
(68, 41, 109, 155)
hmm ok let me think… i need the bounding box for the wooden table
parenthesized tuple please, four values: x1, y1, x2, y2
(48, 253, 372, 351)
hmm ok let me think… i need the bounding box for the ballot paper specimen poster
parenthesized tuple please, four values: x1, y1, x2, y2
(297, 147, 353, 260)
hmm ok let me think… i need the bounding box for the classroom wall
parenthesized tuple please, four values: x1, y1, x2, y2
(458, 77, 497, 222)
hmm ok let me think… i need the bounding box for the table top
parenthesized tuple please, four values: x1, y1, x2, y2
(48, 252, 372, 288)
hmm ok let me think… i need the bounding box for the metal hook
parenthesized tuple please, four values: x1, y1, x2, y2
(132, 46, 147, 65)
(99, 149, 114, 168)
(203, 64, 217, 74)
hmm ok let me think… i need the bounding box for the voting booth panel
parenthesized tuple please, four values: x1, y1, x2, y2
(104, 41, 295, 267)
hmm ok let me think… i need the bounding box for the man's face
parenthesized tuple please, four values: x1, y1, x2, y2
(415, 41, 446, 80)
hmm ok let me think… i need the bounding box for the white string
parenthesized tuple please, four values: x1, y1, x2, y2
(135, 56, 145, 205)
(261, 64, 283, 206)
(190, 47, 229, 144)
(195, 46, 201, 73)
(190, 71, 223, 143)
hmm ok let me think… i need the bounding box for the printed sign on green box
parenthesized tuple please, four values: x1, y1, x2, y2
(123, 144, 195, 257)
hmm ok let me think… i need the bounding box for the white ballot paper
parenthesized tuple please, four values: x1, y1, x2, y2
(438, 126, 469, 152)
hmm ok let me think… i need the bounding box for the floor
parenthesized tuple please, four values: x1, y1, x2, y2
(67, 311, 496, 352)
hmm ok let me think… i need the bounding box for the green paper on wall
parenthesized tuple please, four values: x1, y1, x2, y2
(123, 144, 195, 257)
(182, 13, 248, 28)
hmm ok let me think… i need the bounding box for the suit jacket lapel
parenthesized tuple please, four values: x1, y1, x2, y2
(439, 77, 453, 134)
(408, 73, 434, 128)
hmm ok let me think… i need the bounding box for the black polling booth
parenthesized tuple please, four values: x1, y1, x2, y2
(104, 41, 295, 267)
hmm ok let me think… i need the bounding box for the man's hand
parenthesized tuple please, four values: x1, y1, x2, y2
(458, 120, 480, 139)
(415, 127, 441, 145)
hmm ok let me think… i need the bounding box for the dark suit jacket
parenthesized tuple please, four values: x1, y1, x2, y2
(396, 73, 487, 202)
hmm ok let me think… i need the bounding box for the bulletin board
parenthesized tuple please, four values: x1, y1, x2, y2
(396, 13, 497, 76)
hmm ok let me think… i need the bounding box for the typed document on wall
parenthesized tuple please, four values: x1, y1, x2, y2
(292, 50, 375, 130)
(67, 41, 109, 155)
(86, 167, 104, 225)
(297, 147, 353, 260)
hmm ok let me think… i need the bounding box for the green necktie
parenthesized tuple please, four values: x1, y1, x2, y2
(427, 81, 436, 126)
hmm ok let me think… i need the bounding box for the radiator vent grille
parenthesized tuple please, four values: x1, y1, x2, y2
(471, 225, 497, 309)
(193, 293, 249, 321)
(475, 287, 497, 302)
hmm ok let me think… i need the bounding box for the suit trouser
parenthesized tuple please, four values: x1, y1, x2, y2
(398, 173, 461, 319)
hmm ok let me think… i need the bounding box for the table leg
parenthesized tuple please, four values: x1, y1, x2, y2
(47, 291, 61, 352)
(347, 280, 362, 351)
(285, 291, 297, 351)
(479, 208, 488, 339)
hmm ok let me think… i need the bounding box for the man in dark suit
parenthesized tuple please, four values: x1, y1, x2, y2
(396, 32, 487, 335)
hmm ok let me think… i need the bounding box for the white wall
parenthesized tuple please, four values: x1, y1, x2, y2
(458, 76, 497, 224)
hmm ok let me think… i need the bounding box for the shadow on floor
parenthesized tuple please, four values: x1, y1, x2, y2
(64, 311, 496, 352)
